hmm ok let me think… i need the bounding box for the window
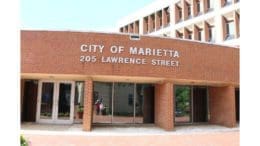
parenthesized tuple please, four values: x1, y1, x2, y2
(197, 0, 201, 14)
(176, 31, 183, 39)
(187, 30, 192, 39)
(120, 27, 123, 33)
(144, 17, 148, 34)
(74, 81, 84, 106)
(175, 86, 191, 123)
(207, 0, 214, 10)
(198, 29, 202, 41)
(157, 11, 162, 29)
(135, 21, 139, 34)
(225, 20, 235, 40)
(125, 26, 128, 33)
(187, 3, 192, 18)
(130, 23, 134, 33)
(208, 25, 215, 42)
(151, 14, 155, 32)
(224, 0, 232, 6)
(165, 7, 170, 26)
(177, 6, 182, 22)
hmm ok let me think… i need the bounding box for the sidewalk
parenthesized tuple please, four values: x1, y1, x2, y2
(21, 124, 240, 146)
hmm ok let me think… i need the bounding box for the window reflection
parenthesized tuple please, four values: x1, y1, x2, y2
(175, 86, 191, 123)
(93, 82, 112, 123)
(92, 82, 154, 124)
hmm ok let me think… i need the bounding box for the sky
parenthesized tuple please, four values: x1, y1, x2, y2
(21, 0, 155, 32)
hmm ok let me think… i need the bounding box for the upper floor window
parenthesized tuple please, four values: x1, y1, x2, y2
(187, 30, 192, 39)
(208, 25, 215, 42)
(135, 21, 139, 34)
(176, 31, 183, 39)
(151, 14, 155, 31)
(225, 20, 235, 40)
(224, 0, 232, 6)
(125, 26, 128, 33)
(207, 0, 214, 11)
(143, 17, 148, 34)
(187, 3, 192, 18)
(130, 23, 134, 33)
(196, 0, 201, 14)
(177, 6, 182, 22)
(198, 29, 202, 41)
(165, 7, 170, 26)
(157, 11, 162, 28)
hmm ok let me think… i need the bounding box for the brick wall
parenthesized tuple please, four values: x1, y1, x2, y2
(208, 86, 236, 127)
(155, 82, 174, 131)
(83, 79, 93, 131)
(21, 31, 239, 85)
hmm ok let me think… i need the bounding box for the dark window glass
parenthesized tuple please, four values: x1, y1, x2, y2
(187, 4, 191, 17)
(58, 83, 72, 120)
(40, 83, 54, 119)
(198, 30, 202, 41)
(197, 1, 201, 13)
(166, 7, 170, 25)
(113, 83, 134, 123)
(135, 84, 154, 123)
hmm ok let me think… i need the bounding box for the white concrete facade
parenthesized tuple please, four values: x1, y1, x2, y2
(117, 0, 240, 47)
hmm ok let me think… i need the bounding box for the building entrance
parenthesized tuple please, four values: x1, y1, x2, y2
(174, 85, 208, 124)
(92, 82, 154, 124)
(21, 80, 38, 122)
(36, 80, 75, 124)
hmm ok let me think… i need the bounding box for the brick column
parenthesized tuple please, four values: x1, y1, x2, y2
(155, 82, 174, 131)
(83, 79, 93, 131)
(155, 11, 160, 30)
(192, 0, 197, 16)
(174, 5, 179, 24)
(183, 0, 188, 20)
(208, 86, 236, 127)
(202, 0, 207, 13)
(143, 17, 148, 34)
(162, 8, 166, 27)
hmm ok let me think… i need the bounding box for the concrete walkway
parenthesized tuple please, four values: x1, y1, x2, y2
(21, 124, 240, 146)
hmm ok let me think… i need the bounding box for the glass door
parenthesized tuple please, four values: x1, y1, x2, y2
(56, 81, 75, 123)
(38, 81, 55, 122)
(37, 80, 75, 124)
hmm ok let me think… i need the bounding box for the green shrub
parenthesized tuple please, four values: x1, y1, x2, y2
(20, 135, 28, 146)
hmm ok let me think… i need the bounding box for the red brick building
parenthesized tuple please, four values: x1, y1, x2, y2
(21, 30, 239, 131)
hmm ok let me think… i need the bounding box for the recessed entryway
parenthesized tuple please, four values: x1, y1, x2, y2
(36, 80, 75, 124)
(174, 85, 208, 124)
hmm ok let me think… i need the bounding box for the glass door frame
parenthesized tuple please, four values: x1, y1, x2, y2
(36, 80, 75, 124)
